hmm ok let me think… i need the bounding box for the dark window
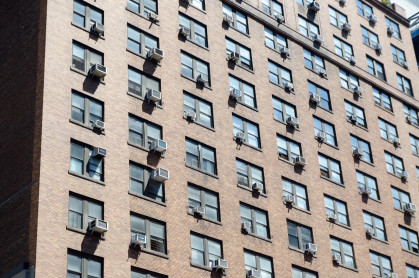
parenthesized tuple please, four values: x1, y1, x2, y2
(329, 6, 348, 29)
(222, 4, 248, 34)
(391, 45, 406, 65)
(308, 81, 331, 111)
(303, 49, 325, 72)
(268, 60, 292, 88)
(410, 134, 419, 155)
(128, 66, 160, 99)
(73, 0, 103, 29)
(188, 184, 220, 221)
(339, 68, 359, 91)
(344, 101, 367, 128)
(185, 139, 216, 175)
(128, 115, 162, 149)
(72, 41, 103, 73)
(404, 105, 419, 126)
(244, 250, 273, 278)
(236, 159, 265, 193)
(129, 162, 164, 202)
(399, 226, 419, 253)
(385, 17, 401, 39)
(397, 73, 413, 96)
(298, 16, 320, 39)
(68, 193, 103, 231)
(367, 56, 386, 81)
(181, 52, 210, 86)
(70, 140, 104, 181)
(277, 135, 302, 162)
(67, 249, 103, 278)
(357, 0, 373, 17)
(229, 75, 256, 108)
(370, 251, 393, 277)
(261, 0, 283, 17)
(179, 13, 207, 47)
(71, 91, 104, 128)
(378, 118, 398, 141)
(127, 24, 159, 56)
(384, 151, 405, 177)
(190, 233, 222, 267)
(318, 153, 343, 184)
(264, 27, 287, 51)
(272, 96, 297, 122)
(333, 36, 354, 61)
(240, 203, 270, 238)
(391, 186, 411, 210)
(407, 264, 419, 278)
(287, 220, 313, 250)
(361, 26, 379, 47)
(130, 213, 166, 254)
(350, 134, 373, 163)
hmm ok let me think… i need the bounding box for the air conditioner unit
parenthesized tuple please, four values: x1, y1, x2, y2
(284, 195, 296, 205)
(294, 156, 307, 167)
(406, 115, 413, 123)
(349, 115, 357, 123)
(360, 185, 372, 196)
(151, 167, 169, 182)
(405, 203, 416, 214)
(310, 93, 321, 104)
(92, 120, 105, 130)
(349, 56, 357, 64)
(284, 81, 294, 91)
(308, 1, 321, 12)
(313, 34, 324, 44)
(228, 52, 240, 63)
(392, 137, 400, 147)
(147, 48, 164, 62)
(387, 26, 394, 36)
(230, 88, 242, 101)
(92, 147, 106, 158)
(179, 26, 191, 37)
(193, 205, 205, 216)
(147, 89, 162, 103)
(223, 14, 233, 24)
(318, 68, 327, 77)
(212, 259, 228, 270)
(366, 227, 375, 237)
(316, 131, 326, 142)
(247, 269, 262, 278)
(401, 61, 409, 69)
(197, 73, 208, 84)
(242, 222, 251, 233)
(89, 64, 107, 78)
(368, 14, 378, 24)
(389, 273, 398, 278)
(91, 22, 104, 36)
(88, 219, 108, 234)
(353, 148, 363, 158)
(286, 116, 299, 128)
(327, 213, 337, 222)
(374, 43, 383, 53)
(150, 139, 167, 153)
(332, 253, 341, 263)
(342, 23, 352, 33)
(352, 85, 363, 96)
(252, 182, 263, 193)
(401, 171, 408, 181)
(185, 109, 196, 121)
(275, 14, 285, 24)
(305, 243, 317, 255)
(235, 131, 245, 144)
(148, 12, 159, 21)
(279, 46, 290, 57)
(131, 234, 146, 247)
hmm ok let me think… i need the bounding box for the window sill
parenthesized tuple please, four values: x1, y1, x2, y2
(305, 66, 328, 80)
(66, 225, 106, 240)
(226, 25, 251, 38)
(327, 219, 352, 230)
(187, 211, 222, 226)
(125, 7, 160, 26)
(236, 101, 258, 112)
(127, 91, 163, 109)
(320, 175, 344, 187)
(182, 37, 209, 51)
(287, 204, 311, 215)
(226, 58, 254, 74)
(269, 81, 295, 95)
(387, 171, 405, 181)
(244, 231, 272, 243)
(186, 3, 207, 14)
(336, 264, 359, 273)
(265, 45, 291, 60)
(363, 42, 380, 53)
(71, 22, 105, 40)
(345, 119, 369, 132)
(402, 248, 419, 257)
(70, 67, 106, 84)
(69, 119, 105, 135)
(237, 183, 267, 198)
(127, 141, 165, 158)
(381, 137, 398, 147)
(68, 170, 105, 186)
(374, 103, 394, 115)
(183, 116, 215, 132)
(273, 118, 301, 132)
(181, 74, 212, 90)
(357, 13, 376, 26)
(341, 86, 362, 98)
(190, 262, 212, 272)
(139, 248, 169, 259)
(233, 138, 263, 152)
(316, 138, 339, 150)
(393, 60, 409, 71)
(278, 157, 298, 167)
(358, 159, 375, 167)
(128, 190, 167, 207)
(407, 121, 419, 130)
(316, 105, 334, 114)
(358, 192, 382, 203)
(185, 164, 219, 178)
(288, 246, 317, 258)
(369, 236, 389, 245)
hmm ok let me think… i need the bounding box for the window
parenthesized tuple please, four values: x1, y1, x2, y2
(67, 250, 102, 278)
(68, 194, 103, 231)
(261, 0, 283, 17)
(378, 118, 398, 141)
(339, 68, 359, 91)
(185, 139, 216, 175)
(361, 26, 379, 48)
(236, 159, 265, 192)
(272, 97, 297, 123)
(356, 171, 379, 200)
(397, 73, 413, 96)
(222, 4, 248, 34)
(264, 27, 287, 52)
(190, 233, 222, 267)
(373, 88, 392, 111)
(296, 0, 314, 7)
(324, 195, 349, 225)
(287, 220, 313, 250)
(344, 101, 366, 127)
(268, 60, 292, 88)
(181, 52, 210, 86)
(303, 49, 325, 72)
(404, 105, 419, 126)
(129, 162, 164, 202)
(392, 186, 411, 210)
(283, 178, 309, 210)
(229, 75, 256, 108)
(128, 66, 160, 99)
(71, 91, 103, 128)
(333, 37, 354, 61)
(292, 266, 317, 278)
(190, 0, 204, 10)
(330, 237, 356, 269)
(298, 16, 319, 39)
(130, 214, 166, 254)
(329, 7, 348, 29)
(363, 211, 386, 241)
(188, 184, 220, 221)
(370, 251, 392, 277)
(72, 41, 103, 73)
(318, 153, 343, 184)
(233, 115, 260, 148)
(407, 265, 419, 278)
(73, 0, 103, 30)
(391, 45, 406, 65)
(240, 203, 270, 238)
(313, 117, 337, 146)
(350, 134, 373, 163)
(385, 17, 401, 39)
(308, 81, 331, 111)
(129, 115, 162, 149)
(410, 134, 419, 155)
(277, 135, 302, 162)
(127, 0, 157, 17)
(127, 24, 158, 56)
(183, 92, 213, 128)
(179, 13, 207, 47)
(226, 37, 253, 70)
(244, 250, 273, 278)
(70, 140, 103, 181)
(399, 226, 419, 253)
(131, 268, 167, 278)
(385, 151, 405, 177)
(366, 56, 386, 81)
(357, 0, 373, 17)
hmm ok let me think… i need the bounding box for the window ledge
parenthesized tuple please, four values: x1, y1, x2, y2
(139, 248, 169, 259)
(125, 7, 160, 26)
(370, 236, 389, 245)
(358, 159, 375, 167)
(288, 246, 317, 258)
(71, 22, 105, 40)
(181, 74, 212, 90)
(237, 101, 258, 112)
(345, 119, 369, 132)
(187, 211, 222, 226)
(66, 225, 106, 240)
(278, 157, 297, 167)
(128, 190, 167, 207)
(357, 13, 375, 26)
(327, 219, 352, 230)
(358, 192, 382, 203)
(374, 103, 394, 115)
(341, 86, 362, 98)
(69, 119, 105, 135)
(288, 205, 312, 215)
(126, 91, 163, 109)
(183, 116, 215, 132)
(393, 60, 409, 71)
(126, 48, 162, 67)
(316, 105, 334, 114)
(316, 138, 339, 150)
(407, 121, 419, 130)
(183, 38, 209, 51)
(336, 264, 359, 273)
(237, 183, 267, 198)
(381, 137, 398, 146)
(320, 175, 344, 187)
(127, 141, 165, 158)
(363, 42, 380, 53)
(70, 67, 106, 84)
(227, 25, 251, 38)
(190, 262, 212, 272)
(226, 58, 254, 74)
(68, 170, 105, 186)
(402, 248, 419, 257)
(187, 4, 207, 14)
(387, 172, 406, 181)
(273, 118, 301, 131)
(305, 66, 328, 80)
(265, 45, 291, 60)
(269, 81, 295, 95)
(233, 138, 263, 152)
(244, 231, 272, 243)
(185, 164, 219, 179)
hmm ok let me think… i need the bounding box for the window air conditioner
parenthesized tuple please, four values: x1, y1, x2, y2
(352, 85, 363, 96)
(275, 14, 285, 24)
(316, 131, 326, 142)
(147, 89, 162, 103)
(92, 120, 105, 130)
(212, 259, 228, 270)
(131, 234, 146, 247)
(228, 52, 240, 63)
(286, 116, 299, 128)
(242, 222, 251, 233)
(89, 64, 107, 78)
(91, 22, 104, 36)
(88, 219, 108, 234)
(193, 205, 205, 216)
(342, 23, 352, 33)
(284, 81, 294, 91)
(179, 26, 191, 37)
(360, 185, 372, 196)
(327, 213, 337, 222)
(353, 148, 363, 158)
(223, 14, 233, 24)
(150, 139, 167, 153)
(284, 195, 296, 205)
(197, 73, 208, 84)
(294, 156, 307, 167)
(305, 243, 317, 255)
(313, 34, 324, 44)
(247, 269, 262, 278)
(368, 14, 378, 24)
(252, 182, 263, 193)
(310, 93, 321, 104)
(308, 1, 321, 12)
(151, 167, 169, 182)
(366, 227, 375, 237)
(235, 132, 245, 144)
(147, 48, 164, 62)
(230, 88, 242, 101)
(92, 147, 107, 158)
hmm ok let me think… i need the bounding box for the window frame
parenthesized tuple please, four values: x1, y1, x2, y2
(329, 6, 348, 29)
(296, 0, 314, 7)
(128, 66, 161, 101)
(313, 116, 337, 146)
(131, 267, 168, 278)
(222, 3, 249, 34)
(333, 36, 354, 61)
(292, 266, 318, 278)
(378, 118, 398, 141)
(268, 60, 292, 88)
(181, 51, 210, 86)
(226, 37, 253, 70)
(363, 210, 387, 241)
(385, 151, 405, 177)
(357, 0, 373, 18)
(399, 225, 419, 254)
(261, 0, 283, 18)
(407, 264, 419, 278)
(303, 49, 325, 73)
(385, 17, 401, 39)
(229, 74, 257, 109)
(366, 56, 386, 81)
(356, 170, 379, 200)
(370, 251, 393, 277)
(272, 96, 298, 123)
(339, 68, 359, 91)
(190, 233, 223, 268)
(308, 81, 332, 111)
(373, 88, 392, 112)
(183, 91, 214, 128)
(298, 16, 320, 40)
(361, 26, 379, 48)
(127, 24, 159, 57)
(287, 220, 314, 250)
(130, 213, 167, 254)
(244, 250, 274, 278)
(264, 27, 288, 53)
(410, 134, 419, 156)
(277, 134, 302, 163)
(179, 13, 208, 48)
(350, 134, 373, 163)
(324, 195, 349, 226)
(391, 44, 406, 65)
(397, 73, 413, 97)
(404, 105, 419, 126)
(126, 0, 158, 18)
(185, 138, 217, 175)
(236, 158, 265, 193)
(391, 186, 411, 211)
(232, 114, 261, 149)
(318, 153, 343, 184)
(240, 203, 270, 239)
(330, 237, 356, 269)
(129, 161, 165, 202)
(344, 100, 367, 128)
(128, 114, 162, 150)
(71, 90, 104, 128)
(71, 41, 104, 75)
(282, 178, 309, 211)
(187, 184, 220, 222)
(69, 140, 104, 182)
(67, 249, 103, 278)
(73, 0, 104, 31)
(68, 193, 104, 231)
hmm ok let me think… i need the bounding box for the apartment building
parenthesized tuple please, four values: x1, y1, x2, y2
(1, 0, 419, 277)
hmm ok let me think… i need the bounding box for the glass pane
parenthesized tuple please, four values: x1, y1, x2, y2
(67, 254, 82, 273)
